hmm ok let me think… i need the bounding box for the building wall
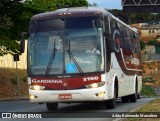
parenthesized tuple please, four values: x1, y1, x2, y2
(0, 40, 27, 69)
(131, 23, 160, 42)
(145, 45, 156, 54)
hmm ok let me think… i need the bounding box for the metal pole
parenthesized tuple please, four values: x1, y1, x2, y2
(16, 60, 20, 96)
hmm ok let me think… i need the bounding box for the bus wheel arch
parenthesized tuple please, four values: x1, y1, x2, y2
(135, 76, 138, 98)
(135, 77, 141, 99)
(105, 76, 118, 109)
(115, 76, 118, 99)
(129, 77, 138, 102)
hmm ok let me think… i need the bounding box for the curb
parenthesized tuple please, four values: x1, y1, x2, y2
(0, 97, 29, 102)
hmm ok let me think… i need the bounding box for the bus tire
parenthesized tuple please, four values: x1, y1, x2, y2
(137, 93, 141, 99)
(130, 81, 138, 102)
(105, 99, 115, 109)
(129, 93, 137, 102)
(121, 96, 129, 103)
(105, 88, 116, 109)
(46, 102, 58, 110)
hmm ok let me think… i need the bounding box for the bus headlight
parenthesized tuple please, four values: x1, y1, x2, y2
(29, 85, 45, 90)
(85, 81, 105, 88)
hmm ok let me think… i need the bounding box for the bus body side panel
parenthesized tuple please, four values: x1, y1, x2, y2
(107, 14, 142, 98)
(110, 51, 141, 97)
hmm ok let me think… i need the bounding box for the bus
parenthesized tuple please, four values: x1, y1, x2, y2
(20, 7, 142, 110)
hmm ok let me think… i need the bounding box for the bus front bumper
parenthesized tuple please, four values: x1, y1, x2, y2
(29, 87, 107, 103)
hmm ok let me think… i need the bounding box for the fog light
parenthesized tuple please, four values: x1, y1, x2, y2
(30, 95, 38, 100)
(99, 91, 105, 97)
(30, 95, 35, 100)
(96, 91, 105, 97)
(29, 85, 45, 90)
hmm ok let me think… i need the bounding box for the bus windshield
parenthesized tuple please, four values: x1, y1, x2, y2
(28, 16, 105, 75)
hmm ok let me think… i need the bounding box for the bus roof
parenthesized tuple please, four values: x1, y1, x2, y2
(30, 7, 137, 34)
(31, 7, 110, 21)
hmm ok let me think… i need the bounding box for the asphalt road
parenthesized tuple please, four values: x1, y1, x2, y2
(0, 97, 157, 121)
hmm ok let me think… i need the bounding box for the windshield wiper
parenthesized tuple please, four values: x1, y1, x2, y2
(67, 38, 84, 75)
(67, 50, 84, 75)
(45, 39, 57, 75)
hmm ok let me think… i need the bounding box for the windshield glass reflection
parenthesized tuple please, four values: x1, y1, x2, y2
(28, 17, 104, 75)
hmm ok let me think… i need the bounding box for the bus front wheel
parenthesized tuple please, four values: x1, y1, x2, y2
(130, 82, 138, 102)
(46, 102, 58, 110)
(105, 88, 116, 109)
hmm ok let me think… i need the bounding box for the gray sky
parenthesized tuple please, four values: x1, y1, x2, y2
(87, 0, 122, 10)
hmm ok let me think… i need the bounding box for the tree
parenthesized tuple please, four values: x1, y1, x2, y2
(128, 13, 160, 24)
(140, 40, 146, 50)
(55, 0, 88, 8)
(0, 0, 23, 55)
(0, 0, 89, 56)
(146, 40, 160, 47)
(108, 9, 129, 24)
(89, 3, 98, 6)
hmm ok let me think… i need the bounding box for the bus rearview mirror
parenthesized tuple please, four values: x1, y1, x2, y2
(20, 32, 27, 53)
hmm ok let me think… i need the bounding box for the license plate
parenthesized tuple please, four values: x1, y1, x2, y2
(59, 94, 72, 99)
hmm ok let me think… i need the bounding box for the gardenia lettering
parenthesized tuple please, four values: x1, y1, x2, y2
(32, 79, 62, 84)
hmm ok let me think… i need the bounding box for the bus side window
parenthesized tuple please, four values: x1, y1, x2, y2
(134, 33, 140, 53)
(130, 31, 135, 52)
(118, 23, 125, 48)
(110, 19, 121, 52)
(124, 28, 132, 50)
(129, 31, 140, 54)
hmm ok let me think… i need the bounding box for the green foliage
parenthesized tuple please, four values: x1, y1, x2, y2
(146, 39, 160, 47)
(108, 9, 129, 24)
(108, 10, 160, 25)
(56, 0, 88, 8)
(129, 13, 160, 24)
(140, 40, 146, 50)
(0, 0, 88, 56)
(10, 77, 17, 85)
(129, 14, 148, 24)
(141, 85, 157, 97)
(23, 75, 27, 82)
(0, 0, 24, 55)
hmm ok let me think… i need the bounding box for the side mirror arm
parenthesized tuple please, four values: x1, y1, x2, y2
(20, 32, 27, 53)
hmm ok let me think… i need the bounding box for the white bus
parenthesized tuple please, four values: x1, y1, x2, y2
(20, 7, 142, 110)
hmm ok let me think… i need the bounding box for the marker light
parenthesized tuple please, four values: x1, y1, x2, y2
(29, 85, 45, 90)
(29, 95, 38, 100)
(30, 95, 36, 100)
(85, 82, 105, 88)
(95, 91, 105, 97)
